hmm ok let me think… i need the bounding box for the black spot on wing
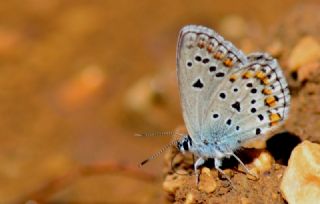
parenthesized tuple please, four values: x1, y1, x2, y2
(213, 113, 219, 119)
(195, 55, 202, 62)
(209, 66, 216, 72)
(216, 72, 225, 77)
(256, 128, 261, 135)
(193, 79, 204, 89)
(202, 58, 210, 64)
(231, 101, 241, 112)
(219, 92, 226, 99)
(251, 88, 257, 94)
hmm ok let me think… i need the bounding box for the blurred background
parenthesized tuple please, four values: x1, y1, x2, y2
(0, 0, 318, 203)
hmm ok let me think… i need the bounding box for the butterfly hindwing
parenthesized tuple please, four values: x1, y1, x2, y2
(202, 54, 290, 150)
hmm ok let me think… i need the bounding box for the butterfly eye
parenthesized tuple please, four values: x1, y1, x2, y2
(177, 138, 190, 152)
(182, 140, 189, 151)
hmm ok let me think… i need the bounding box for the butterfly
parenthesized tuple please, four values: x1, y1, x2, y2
(174, 25, 290, 183)
(139, 25, 290, 185)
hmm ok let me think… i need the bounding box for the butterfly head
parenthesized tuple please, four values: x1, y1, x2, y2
(177, 135, 193, 153)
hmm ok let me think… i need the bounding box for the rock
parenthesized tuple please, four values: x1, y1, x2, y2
(288, 36, 320, 72)
(251, 150, 275, 174)
(241, 150, 274, 180)
(198, 167, 217, 193)
(281, 140, 320, 204)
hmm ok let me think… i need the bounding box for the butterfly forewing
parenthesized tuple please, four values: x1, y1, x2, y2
(176, 25, 248, 143)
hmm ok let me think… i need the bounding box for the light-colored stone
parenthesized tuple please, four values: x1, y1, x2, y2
(281, 140, 320, 204)
(185, 193, 195, 204)
(252, 150, 275, 174)
(288, 36, 320, 71)
(198, 167, 217, 193)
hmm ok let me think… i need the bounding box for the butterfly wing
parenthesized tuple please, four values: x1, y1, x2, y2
(176, 25, 248, 143)
(177, 25, 290, 152)
(201, 52, 290, 151)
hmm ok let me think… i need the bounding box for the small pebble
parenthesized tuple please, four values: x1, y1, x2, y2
(198, 167, 217, 193)
(185, 193, 194, 204)
(252, 150, 274, 174)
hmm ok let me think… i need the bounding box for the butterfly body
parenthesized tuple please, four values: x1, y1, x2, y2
(175, 25, 290, 183)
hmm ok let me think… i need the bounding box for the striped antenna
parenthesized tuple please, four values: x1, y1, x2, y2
(135, 131, 183, 137)
(139, 139, 179, 168)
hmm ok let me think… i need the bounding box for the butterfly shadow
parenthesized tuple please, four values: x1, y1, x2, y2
(266, 131, 302, 165)
(201, 131, 301, 174)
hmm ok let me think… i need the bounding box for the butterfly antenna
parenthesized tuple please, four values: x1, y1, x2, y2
(139, 140, 179, 168)
(135, 131, 183, 137)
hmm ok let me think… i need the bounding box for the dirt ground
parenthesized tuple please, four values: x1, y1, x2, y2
(162, 3, 320, 204)
(0, 0, 319, 203)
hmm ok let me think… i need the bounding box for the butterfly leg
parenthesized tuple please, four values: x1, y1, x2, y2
(214, 158, 234, 186)
(227, 152, 257, 179)
(194, 157, 205, 185)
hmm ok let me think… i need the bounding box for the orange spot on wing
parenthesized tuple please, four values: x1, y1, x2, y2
(229, 74, 237, 82)
(256, 71, 266, 80)
(269, 113, 281, 126)
(262, 88, 272, 95)
(198, 41, 205, 48)
(207, 44, 214, 53)
(265, 96, 277, 107)
(242, 71, 253, 79)
(262, 78, 270, 85)
(213, 51, 223, 60)
(223, 58, 233, 67)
